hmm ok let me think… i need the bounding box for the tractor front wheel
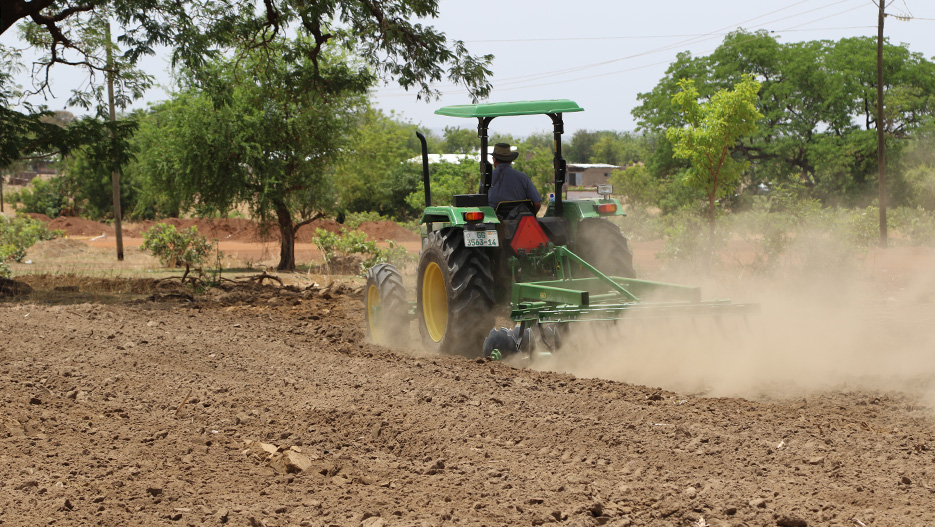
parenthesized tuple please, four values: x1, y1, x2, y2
(417, 229, 495, 357)
(574, 218, 636, 278)
(364, 263, 409, 346)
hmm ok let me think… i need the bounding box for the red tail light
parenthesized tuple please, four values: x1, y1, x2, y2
(463, 211, 485, 222)
(596, 203, 617, 215)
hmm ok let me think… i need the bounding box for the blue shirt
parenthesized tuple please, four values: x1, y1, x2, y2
(482, 163, 542, 208)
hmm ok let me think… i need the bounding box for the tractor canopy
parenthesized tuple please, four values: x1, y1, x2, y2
(431, 99, 584, 216)
(435, 99, 583, 118)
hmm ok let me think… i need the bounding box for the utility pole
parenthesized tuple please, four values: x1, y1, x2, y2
(877, 0, 888, 248)
(105, 20, 124, 260)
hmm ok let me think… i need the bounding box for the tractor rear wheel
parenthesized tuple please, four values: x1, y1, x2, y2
(417, 228, 495, 357)
(364, 264, 409, 346)
(574, 218, 636, 278)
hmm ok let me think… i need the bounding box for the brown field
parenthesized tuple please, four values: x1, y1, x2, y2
(2, 216, 935, 526)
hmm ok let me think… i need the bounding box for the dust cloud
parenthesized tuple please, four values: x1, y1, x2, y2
(527, 245, 935, 403)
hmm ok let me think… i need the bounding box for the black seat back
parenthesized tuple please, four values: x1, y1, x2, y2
(494, 199, 535, 220)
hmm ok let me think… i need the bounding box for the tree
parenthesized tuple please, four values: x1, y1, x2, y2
(514, 145, 554, 200)
(138, 40, 368, 271)
(589, 131, 648, 166)
(2, 1, 492, 104)
(334, 107, 422, 217)
(564, 130, 605, 164)
(404, 159, 477, 211)
(633, 30, 935, 205)
(666, 75, 763, 228)
(441, 126, 478, 154)
(3, 1, 493, 221)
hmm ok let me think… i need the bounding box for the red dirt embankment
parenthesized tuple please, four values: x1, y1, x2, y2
(36, 215, 418, 243)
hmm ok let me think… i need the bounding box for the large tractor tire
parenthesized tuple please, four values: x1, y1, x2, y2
(417, 228, 495, 357)
(364, 264, 409, 347)
(574, 218, 637, 278)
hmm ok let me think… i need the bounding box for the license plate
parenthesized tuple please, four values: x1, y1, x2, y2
(464, 229, 499, 247)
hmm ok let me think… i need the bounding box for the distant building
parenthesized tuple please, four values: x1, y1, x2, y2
(565, 163, 621, 188)
(7, 172, 40, 186)
(3, 160, 59, 186)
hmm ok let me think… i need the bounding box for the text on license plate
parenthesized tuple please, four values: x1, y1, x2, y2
(464, 230, 499, 247)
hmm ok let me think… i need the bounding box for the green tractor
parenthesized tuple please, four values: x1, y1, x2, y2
(364, 99, 753, 358)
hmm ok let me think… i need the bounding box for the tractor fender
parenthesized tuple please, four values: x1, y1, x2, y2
(418, 205, 499, 229)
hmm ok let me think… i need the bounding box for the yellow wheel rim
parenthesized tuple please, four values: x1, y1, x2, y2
(366, 284, 382, 342)
(422, 261, 447, 342)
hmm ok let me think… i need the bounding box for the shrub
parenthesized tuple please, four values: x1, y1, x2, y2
(6, 177, 69, 218)
(312, 227, 414, 274)
(890, 206, 935, 246)
(141, 223, 217, 279)
(655, 209, 728, 273)
(0, 215, 61, 277)
(344, 211, 387, 230)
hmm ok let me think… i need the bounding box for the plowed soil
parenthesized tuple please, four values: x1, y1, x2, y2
(2, 215, 935, 526)
(1, 271, 934, 527)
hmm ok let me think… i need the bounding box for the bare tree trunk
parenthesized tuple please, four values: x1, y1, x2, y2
(105, 20, 124, 261)
(876, 0, 887, 247)
(275, 200, 296, 271)
(708, 193, 717, 234)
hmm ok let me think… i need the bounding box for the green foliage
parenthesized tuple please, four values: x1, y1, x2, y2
(312, 227, 413, 274)
(344, 211, 388, 230)
(141, 224, 216, 274)
(5, 1, 493, 107)
(136, 40, 369, 271)
(655, 210, 724, 272)
(513, 146, 554, 199)
(890, 207, 935, 246)
(441, 127, 478, 154)
(564, 130, 606, 164)
(895, 164, 935, 211)
(634, 30, 935, 206)
(612, 165, 660, 206)
(405, 160, 477, 210)
(333, 107, 423, 219)
(666, 75, 763, 225)
(845, 206, 881, 250)
(7, 177, 69, 218)
(891, 127, 935, 211)
(6, 0, 493, 268)
(0, 215, 60, 277)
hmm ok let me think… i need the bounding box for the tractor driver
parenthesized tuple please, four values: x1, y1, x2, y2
(484, 143, 542, 214)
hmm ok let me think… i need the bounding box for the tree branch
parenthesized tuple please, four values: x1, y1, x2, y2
(293, 212, 324, 236)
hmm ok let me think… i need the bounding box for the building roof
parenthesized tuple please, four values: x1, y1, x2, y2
(566, 163, 620, 169)
(407, 153, 479, 164)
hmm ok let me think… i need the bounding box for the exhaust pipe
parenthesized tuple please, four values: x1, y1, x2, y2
(416, 131, 431, 207)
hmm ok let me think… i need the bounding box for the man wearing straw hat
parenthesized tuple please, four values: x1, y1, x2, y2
(484, 142, 542, 214)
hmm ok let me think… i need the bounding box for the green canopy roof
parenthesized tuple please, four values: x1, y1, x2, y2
(435, 99, 583, 118)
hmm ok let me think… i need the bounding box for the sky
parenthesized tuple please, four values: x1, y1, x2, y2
(3, 0, 934, 138)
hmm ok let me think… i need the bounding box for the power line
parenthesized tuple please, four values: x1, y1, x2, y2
(487, 5, 869, 94)
(377, 0, 868, 96)
(465, 26, 876, 43)
(378, 0, 848, 93)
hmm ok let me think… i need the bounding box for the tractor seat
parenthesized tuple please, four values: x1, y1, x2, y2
(453, 194, 488, 207)
(494, 199, 536, 220)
